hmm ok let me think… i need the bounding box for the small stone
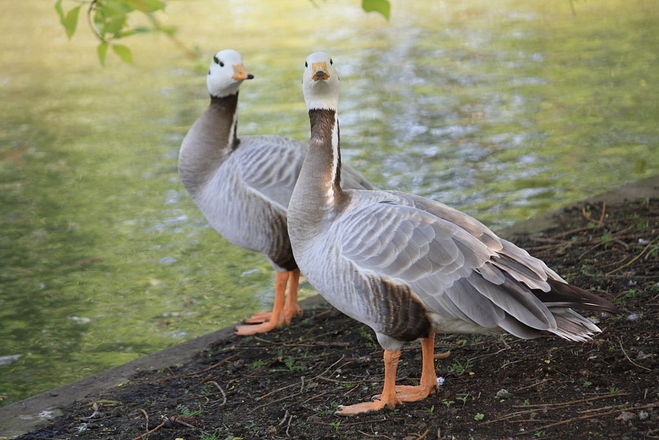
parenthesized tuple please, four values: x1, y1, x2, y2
(38, 410, 55, 419)
(636, 351, 652, 361)
(616, 411, 636, 422)
(626, 313, 640, 321)
(436, 377, 445, 386)
(495, 389, 512, 399)
(639, 410, 650, 420)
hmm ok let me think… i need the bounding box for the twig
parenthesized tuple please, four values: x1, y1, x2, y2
(253, 356, 350, 409)
(157, 354, 238, 383)
(278, 409, 290, 426)
(531, 402, 658, 432)
(316, 375, 359, 384)
(358, 430, 395, 439)
(86, 0, 104, 42)
(314, 355, 347, 380)
(468, 347, 509, 363)
(138, 409, 148, 433)
(256, 382, 298, 401)
(131, 420, 165, 440)
(513, 379, 550, 392)
(549, 225, 599, 240)
(84, 402, 101, 419)
(314, 417, 387, 427)
(616, 336, 651, 371)
(598, 201, 607, 224)
(144, 12, 197, 59)
(252, 336, 350, 347)
(417, 428, 430, 440)
(606, 239, 657, 275)
(343, 383, 362, 397)
(512, 392, 628, 408)
(251, 390, 304, 413)
(208, 380, 228, 406)
(299, 389, 332, 404)
(578, 404, 621, 414)
(286, 413, 293, 437)
(171, 415, 200, 430)
(545, 203, 606, 241)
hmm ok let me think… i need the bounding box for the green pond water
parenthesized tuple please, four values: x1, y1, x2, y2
(0, 0, 657, 405)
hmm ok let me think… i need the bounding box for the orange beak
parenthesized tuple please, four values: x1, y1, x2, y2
(311, 62, 330, 81)
(232, 64, 254, 81)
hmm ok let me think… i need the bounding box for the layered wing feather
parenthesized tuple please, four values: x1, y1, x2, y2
(237, 136, 305, 212)
(337, 191, 581, 337)
(237, 135, 373, 212)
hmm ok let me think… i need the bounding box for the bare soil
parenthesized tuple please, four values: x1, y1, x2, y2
(17, 198, 658, 440)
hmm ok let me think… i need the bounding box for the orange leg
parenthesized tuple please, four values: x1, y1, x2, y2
(336, 350, 402, 416)
(283, 269, 302, 324)
(235, 271, 288, 336)
(391, 332, 438, 402)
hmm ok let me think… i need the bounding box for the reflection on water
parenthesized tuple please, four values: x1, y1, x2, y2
(0, 0, 657, 404)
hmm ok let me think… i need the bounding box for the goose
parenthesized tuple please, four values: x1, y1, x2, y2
(178, 50, 372, 336)
(287, 52, 617, 415)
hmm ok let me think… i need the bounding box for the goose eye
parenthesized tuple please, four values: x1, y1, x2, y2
(213, 56, 224, 67)
(305, 61, 308, 68)
(330, 59, 333, 65)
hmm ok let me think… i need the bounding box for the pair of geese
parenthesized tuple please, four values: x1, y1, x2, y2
(179, 50, 616, 415)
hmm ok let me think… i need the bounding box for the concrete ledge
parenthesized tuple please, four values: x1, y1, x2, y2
(0, 176, 656, 438)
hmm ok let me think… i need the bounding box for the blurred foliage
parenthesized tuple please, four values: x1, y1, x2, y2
(54, 0, 391, 64)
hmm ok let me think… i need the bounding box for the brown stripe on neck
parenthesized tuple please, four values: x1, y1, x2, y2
(210, 92, 239, 109)
(210, 92, 240, 150)
(308, 108, 342, 195)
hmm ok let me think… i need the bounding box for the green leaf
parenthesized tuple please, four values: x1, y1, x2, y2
(361, 0, 390, 20)
(102, 15, 128, 36)
(97, 1, 133, 19)
(63, 6, 81, 39)
(54, 0, 65, 22)
(112, 44, 133, 63)
(126, 0, 165, 12)
(97, 42, 109, 65)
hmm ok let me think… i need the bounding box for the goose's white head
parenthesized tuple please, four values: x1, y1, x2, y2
(302, 52, 340, 111)
(206, 49, 254, 98)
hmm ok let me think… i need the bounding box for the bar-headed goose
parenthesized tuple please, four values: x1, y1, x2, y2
(287, 52, 617, 415)
(179, 49, 373, 335)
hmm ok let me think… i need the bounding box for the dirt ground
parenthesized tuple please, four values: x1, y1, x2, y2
(16, 198, 657, 440)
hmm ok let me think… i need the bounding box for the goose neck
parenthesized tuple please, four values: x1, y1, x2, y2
(308, 108, 343, 203)
(178, 92, 240, 195)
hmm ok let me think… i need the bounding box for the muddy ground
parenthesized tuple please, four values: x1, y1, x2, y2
(17, 198, 657, 440)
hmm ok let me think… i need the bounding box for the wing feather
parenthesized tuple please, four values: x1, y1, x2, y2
(336, 192, 561, 332)
(238, 135, 373, 212)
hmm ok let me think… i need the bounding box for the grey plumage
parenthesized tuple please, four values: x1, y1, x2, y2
(293, 186, 616, 348)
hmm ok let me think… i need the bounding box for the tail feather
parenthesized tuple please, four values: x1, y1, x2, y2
(549, 309, 602, 342)
(539, 280, 618, 314)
